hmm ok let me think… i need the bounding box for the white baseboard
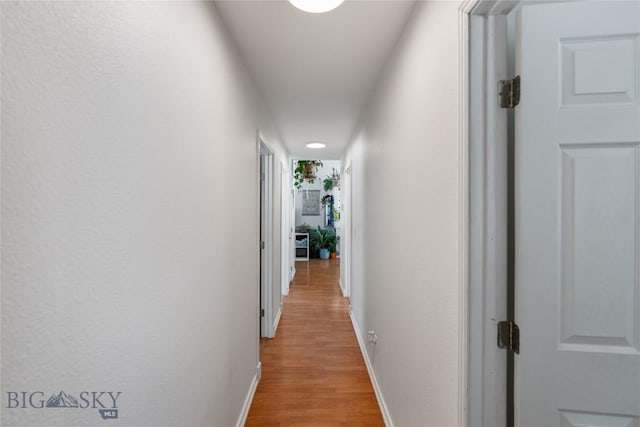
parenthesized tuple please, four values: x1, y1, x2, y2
(236, 362, 261, 427)
(339, 279, 350, 298)
(273, 305, 282, 334)
(349, 312, 394, 427)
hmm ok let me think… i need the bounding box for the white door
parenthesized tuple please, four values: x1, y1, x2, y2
(516, 1, 640, 425)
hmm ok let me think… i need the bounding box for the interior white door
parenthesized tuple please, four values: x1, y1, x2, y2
(516, 1, 640, 426)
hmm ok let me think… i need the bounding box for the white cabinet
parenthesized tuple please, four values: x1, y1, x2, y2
(295, 233, 309, 261)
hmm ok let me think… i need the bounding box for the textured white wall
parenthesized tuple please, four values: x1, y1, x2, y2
(1, 2, 286, 426)
(343, 2, 462, 425)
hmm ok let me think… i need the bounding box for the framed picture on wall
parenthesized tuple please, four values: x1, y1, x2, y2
(301, 190, 321, 216)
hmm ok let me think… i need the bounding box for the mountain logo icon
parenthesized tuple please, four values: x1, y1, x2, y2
(45, 391, 80, 408)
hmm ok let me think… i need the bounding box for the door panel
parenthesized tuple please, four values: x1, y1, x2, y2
(516, 1, 640, 425)
(560, 145, 638, 353)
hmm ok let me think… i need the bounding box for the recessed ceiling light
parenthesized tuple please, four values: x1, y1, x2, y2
(306, 142, 326, 149)
(288, 0, 344, 14)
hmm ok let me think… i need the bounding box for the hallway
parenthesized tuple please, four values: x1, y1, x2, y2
(247, 259, 383, 426)
(2, 1, 465, 425)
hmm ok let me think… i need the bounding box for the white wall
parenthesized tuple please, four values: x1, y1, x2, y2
(1, 2, 287, 426)
(294, 160, 341, 231)
(342, 1, 462, 425)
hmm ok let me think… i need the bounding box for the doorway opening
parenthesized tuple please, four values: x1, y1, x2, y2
(259, 134, 275, 339)
(292, 159, 342, 266)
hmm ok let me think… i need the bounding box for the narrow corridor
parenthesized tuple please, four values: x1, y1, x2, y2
(246, 259, 383, 426)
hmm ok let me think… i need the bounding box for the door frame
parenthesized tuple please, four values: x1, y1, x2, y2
(281, 160, 291, 296)
(462, 1, 521, 426)
(340, 163, 352, 298)
(259, 131, 276, 338)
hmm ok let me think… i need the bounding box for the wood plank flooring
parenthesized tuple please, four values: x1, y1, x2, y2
(246, 259, 384, 427)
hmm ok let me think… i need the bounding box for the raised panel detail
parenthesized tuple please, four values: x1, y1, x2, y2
(560, 410, 639, 427)
(561, 36, 638, 105)
(560, 144, 639, 353)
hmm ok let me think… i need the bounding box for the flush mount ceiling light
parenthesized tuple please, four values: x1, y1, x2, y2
(306, 142, 326, 149)
(288, 0, 344, 14)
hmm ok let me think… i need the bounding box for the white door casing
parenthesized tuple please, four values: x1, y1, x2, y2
(469, 11, 511, 427)
(259, 135, 275, 339)
(290, 185, 295, 283)
(281, 161, 290, 296)
(515, 1, 640, 425)
(341, 164, 352, 299)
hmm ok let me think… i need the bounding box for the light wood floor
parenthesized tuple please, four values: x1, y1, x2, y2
(246, 259, 384, 427)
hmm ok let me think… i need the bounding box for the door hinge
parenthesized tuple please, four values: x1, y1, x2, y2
(499, 75, 520, 109)
(497, 320, 520, 354)
(261, 241, 265, 250)
(260, 309, 265, 317)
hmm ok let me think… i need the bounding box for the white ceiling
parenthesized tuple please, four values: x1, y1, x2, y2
(215, 0, 416, 159)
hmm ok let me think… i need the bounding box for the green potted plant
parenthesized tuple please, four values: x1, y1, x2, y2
(321, 194, 334, 206)
(294, 160, 323, 190)
(323, 177, 334, 191)
(311, 226, 336, 260)
(322, 168, 341, 191)
(329, 235, 338, 259)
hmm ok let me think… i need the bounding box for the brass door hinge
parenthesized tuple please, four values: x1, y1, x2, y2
(497, 320, 520, 354)
(499, 75, 520, 109)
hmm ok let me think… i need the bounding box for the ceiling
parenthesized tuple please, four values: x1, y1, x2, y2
(215, 0, 417, 159)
